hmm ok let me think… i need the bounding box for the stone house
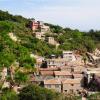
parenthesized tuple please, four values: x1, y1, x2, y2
(30, 20, 50, 32)
(36, 67, 59, 77)
(62, 79, 82, 94)
(41, 25, 50, 32)
(72, 67, 85, 74)
(39, 70, 54, 79)
(54, 71, 72, 79)
(35, 32, 45, 40)
(46, 58, 68, 68)
(47, 37, 58, 45)
(63, 51, 76, 61)
(44, 79, 61, 92)
(72, 74, 83, 79)
(30, 20, 43, 31)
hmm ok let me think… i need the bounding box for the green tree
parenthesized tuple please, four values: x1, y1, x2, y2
(14, 71, 28, 85)
(0, 88, 18, 100)
(19, 84, 62, 100)
(88, 92, 100, 100)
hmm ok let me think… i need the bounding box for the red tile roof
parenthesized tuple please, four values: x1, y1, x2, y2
(54, 71, 71, 76)
(44, 79, 61, 85)
(62, 79, 81, 84)
(73, 74, 83, 78)
(40, 71, 54, 76)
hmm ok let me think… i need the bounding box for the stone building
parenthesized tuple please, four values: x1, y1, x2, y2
(44, 79, 61, 92)
(30, 20, 50, 32)
(62, 79, 82, 94)
(54, 71, 72, 79)
(63, 51, 76, 61)
(35, 32, 45, 40)
(46, 58, 68, 68)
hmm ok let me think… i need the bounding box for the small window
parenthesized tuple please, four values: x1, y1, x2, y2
(52, 61, 54, 64)
(64, 90, 67, 92)
(71, 84, 74, 86)
(70, 89, 73, 93)
(57, 76, 59, 78)
(55, 85, 59, 88)
(71, 75, 74, 79)
(47, 85, 51, 88)
(49, 61, 50, 64)
(77, 90, 80, 94)
(71, 68, 74, 72)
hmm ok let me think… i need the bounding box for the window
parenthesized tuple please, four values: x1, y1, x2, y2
(49, 61, 50, 64)
(64, 90, 67, 92)
(70, 89, 73, 93)
(47, 85, 51, 88)
(77, 90, 81, 94)
(76, 89, 79, 92)
(69, 56, 72, 58)
(71, 68, 74, 72)
(71, 75, 74, 79)
(55, 85, 59, 88)
(57, 76, 59, 78)
(71, 84, 74, 86)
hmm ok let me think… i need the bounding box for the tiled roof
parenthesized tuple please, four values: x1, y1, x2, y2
(62, 79, 81, 84)
(54, 71, 71, 76)
(73, 74, 83, 78)
(44, 79, 61, 85)
(40, 71, 54, 76)
(39, 67, 59, 71)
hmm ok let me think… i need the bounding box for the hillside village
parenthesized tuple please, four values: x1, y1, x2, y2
(31, 22, 100, 94)
(1, 19, 100, 94)
(30, 20, 60, 47)
(0, 10, 100, 99)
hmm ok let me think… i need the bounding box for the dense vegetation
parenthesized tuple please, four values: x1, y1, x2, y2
(0, 88, 19, 100)
(19, 84, 63, 100)
(57, 29, 96, 52)
(0, 10, 62, 68)
(0, 10, 29, 23)
(1, 84, 100, 100)
(0, 21, 36, 68)
(0, 84, 81, 100)
(45, 23, 100, 53)
(88, 92, 100, 100)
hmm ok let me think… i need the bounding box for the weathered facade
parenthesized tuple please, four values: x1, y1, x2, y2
(62, 79, 82, 94)
(44, 79, 61, 92)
